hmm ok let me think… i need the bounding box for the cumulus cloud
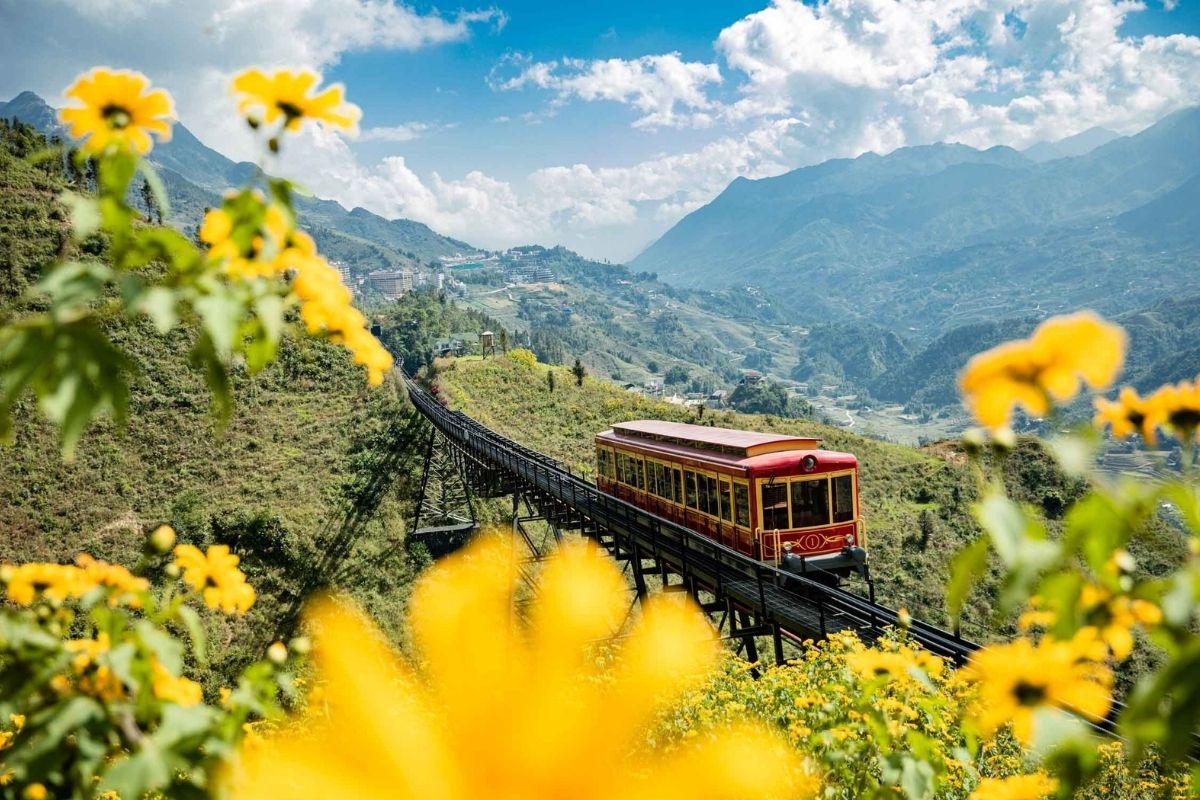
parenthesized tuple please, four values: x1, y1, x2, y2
(716, 0, 1200, 154)
(1, 1, 503, 162)
(6, 0, 1200, 263)
(489, 51, 723, 128)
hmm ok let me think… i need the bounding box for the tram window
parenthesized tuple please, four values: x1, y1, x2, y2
(832, 475, 854, 522)
(672, 467, 683, 504)
(761, 483, 788, 530)
(654, 463, 669, 499)
(718, 480, 732, 522)
(684, 471, 699, 509)
(791, 478, 830, 528)
(734, 484, 750, 527)
(704, 475, 720, 517)
(634, 459, 645, 490)
(697, 475, 710, 516)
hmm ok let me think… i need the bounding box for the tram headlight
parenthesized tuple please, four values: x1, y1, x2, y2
(845, 534, 854, 544)
(802, 455, 817, 473)
(782, 541, 793, 552)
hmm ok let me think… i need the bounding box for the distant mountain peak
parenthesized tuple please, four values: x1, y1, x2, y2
(0, 90, 60, 132)
(1023, 126, 1121, 162)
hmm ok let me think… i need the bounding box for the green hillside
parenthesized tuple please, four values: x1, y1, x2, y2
(0, 119, 424, 681)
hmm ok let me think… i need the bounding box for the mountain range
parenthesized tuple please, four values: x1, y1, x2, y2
(632, 107, 1200, 338)
(0, 91, 470, 272)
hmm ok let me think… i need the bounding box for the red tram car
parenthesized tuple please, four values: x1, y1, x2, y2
(595, 420, 867, 579)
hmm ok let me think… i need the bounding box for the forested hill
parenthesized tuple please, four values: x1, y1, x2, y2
(0, 118, 427, 681)
(632, 106, 1200, 336)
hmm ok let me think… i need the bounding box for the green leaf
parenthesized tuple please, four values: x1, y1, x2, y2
(189, 333, 233, 426)
(99, 150, 137, 198)
(61, 192, 101, 238)
(1045, 432, 1096, 478)
(154, 703, 217, 748)
(947, 536, 989, 624)
(194, 293, 243, 357)
(101, 746, 172, 800)
(139, 287, 179, 333)
(898, 756, 935, 800)
(176, 604, 208, 664)
(135, 618, 185, 672)
(974, 494, 1027, 566)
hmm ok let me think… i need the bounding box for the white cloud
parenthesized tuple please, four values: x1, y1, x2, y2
(490, 51, 723, 129)
(3, 1, 503, 163)
(7, 0, 1200, 263)
(271, 117, 799, 259)
(358, 122, 438, 142)
(715, 0, 1200, 153)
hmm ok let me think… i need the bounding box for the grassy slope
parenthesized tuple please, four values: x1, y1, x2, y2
(0, 127, 424, 680)
(434, 355, 998, 635)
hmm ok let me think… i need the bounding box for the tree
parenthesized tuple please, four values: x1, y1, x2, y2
(499, 329, 509, 353)
(664, 365, 689, 385)
(141, 178, 162, 225)
(546, 369, 556, 393)
(728, 380, 789, 416)
(646, 360, 660, 374)
(571, 358, 586, 387)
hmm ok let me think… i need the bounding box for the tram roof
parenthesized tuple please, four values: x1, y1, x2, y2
(606, 420, 820, 458)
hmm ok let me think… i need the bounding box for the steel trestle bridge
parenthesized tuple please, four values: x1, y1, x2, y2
(403, 375, 1194, 750)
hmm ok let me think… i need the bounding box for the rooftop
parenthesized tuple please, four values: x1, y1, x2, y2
(608, 420, 819, 458)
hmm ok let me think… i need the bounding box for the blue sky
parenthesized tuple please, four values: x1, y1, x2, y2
(3, 0, 1200, 260)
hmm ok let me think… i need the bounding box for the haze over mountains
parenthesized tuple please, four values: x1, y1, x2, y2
(632, 107, 1200, 337)
(0, 91, 470, 271)
(5, 90, 1200, 418)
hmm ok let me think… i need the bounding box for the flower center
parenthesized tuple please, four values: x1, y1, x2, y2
(1014, 680, 1047, 706)
(101, 104, 132, 130)
(276, 100, 304, 121)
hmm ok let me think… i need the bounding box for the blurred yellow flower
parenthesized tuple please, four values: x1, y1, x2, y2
(959, 312, 1126, 431)
(228, 532, 812, 800)
(59, 67, 174, 154)
(151, 660, 203, 707)
(967, 634, 1111, 745)
(173, 543, 256, 614)
(968, 772, 1058, 800)
(1094, 386, 1157, 445)
(1079, 585, 1161, 661)
(1149, 377, 1200, 444)
(232, 68, 360, 133)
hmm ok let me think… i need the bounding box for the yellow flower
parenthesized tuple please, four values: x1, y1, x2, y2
(152, 660, 203, 707)
(1079, 585, 1162, 661)
(22, 783, 48, 800)
(59, 67, 174, 155)
(75, 554, 149, 608)
(228, 532, 812, 800)
(845, 649, 919, 682)
(232, 68, 360, 133)
(173, 543, 256, 614)
(967, 634, 1112, 745)
(959, 312, 1126, 431)
(968, 773, 1058, 800)
(1094, 386, 1157, 444)
(2, 562, 92, 605)
(1147, 377, 1200, 444)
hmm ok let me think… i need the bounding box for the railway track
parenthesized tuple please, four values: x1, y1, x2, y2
(403, 375, 1196, 752)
